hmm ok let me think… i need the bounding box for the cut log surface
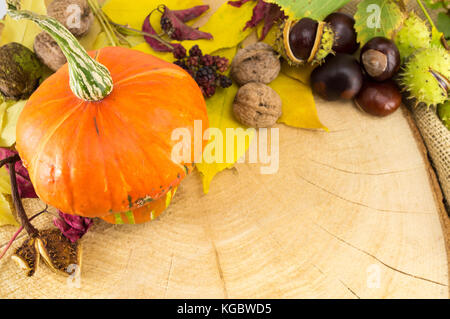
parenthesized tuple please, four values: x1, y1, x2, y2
(0, 0, 449, 299)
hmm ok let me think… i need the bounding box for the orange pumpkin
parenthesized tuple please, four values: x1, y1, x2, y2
(10, 6, 208, 223)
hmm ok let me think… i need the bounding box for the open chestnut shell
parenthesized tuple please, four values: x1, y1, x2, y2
(279, 18, 335, 66)
(310, 53, 364, 101)
(360, 37, 400, 82)
(355, 79, 402, 117)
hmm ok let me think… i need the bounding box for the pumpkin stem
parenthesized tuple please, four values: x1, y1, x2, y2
(6, 2, 113, 102)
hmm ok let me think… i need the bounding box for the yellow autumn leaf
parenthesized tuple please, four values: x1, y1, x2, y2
(79, 18, 103, 51)
(281, 61, 315, 86)
(269, 73, 327, 130)
(132, 0, 256, 60)
(197, 83, 255, 194)
(103, 0, 205, 30)
(104, 0, 205, 58)
(0, 192, 17, 227)
(0, 167, 11, 195)
(180, 1, 256, 54)
(0, 167, 16, 226)
(0, 0, 47, 49)
(0, 100, 27, 147)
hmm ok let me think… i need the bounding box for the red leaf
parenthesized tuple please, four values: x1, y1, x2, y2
(227, 0, 287, 40)
(0, 148, 37, 199)
(171, 5, 210, 22)
(161, 6, 213, 41)
(53, 211, 93, 243)
(142, 13, 182, 52)
(227, 0, 254, 8)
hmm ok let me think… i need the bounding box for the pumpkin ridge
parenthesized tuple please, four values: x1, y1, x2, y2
(30, 100, 85, 191)
(99, 105, 169, 209)
(114, 68, 188, 86)
(104, 98, 179, 168)
(90, 107, 115, 213)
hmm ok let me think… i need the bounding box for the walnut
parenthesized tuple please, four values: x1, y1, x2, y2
(47, 0, 94, 37)
(233, 82, 282, 128)
(34, 32, 67, 72)
(231, 42, 281, 86)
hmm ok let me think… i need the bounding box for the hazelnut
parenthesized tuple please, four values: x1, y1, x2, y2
(231, 42, 281, 86)
(47, 0, 93, 37)
(233, 82, 282, 128)
(360, 37, 400, 82)
(34, 32, 67, 72)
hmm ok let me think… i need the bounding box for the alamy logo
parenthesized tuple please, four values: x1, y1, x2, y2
(366, 4, 381, 29)
(171, 120, 280, 174)
(65, 4, 82, 29)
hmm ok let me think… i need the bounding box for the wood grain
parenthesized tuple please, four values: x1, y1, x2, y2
(0, 0, 448, 299)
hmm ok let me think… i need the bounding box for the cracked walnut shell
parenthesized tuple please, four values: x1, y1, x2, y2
(233, 82, 282, 128)
(231, 42, 281, 86)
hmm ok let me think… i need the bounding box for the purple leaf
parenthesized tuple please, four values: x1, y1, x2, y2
(171, 5, 210, 22)
(260, 3, 287, 40)
(53, 211, 93, 243)
(227, 0, 254, 7)
(161, 6, 213, 41)
(0, 148, 37, 198)
(142, 13, 177, 52)
(227, 0, 287, 40)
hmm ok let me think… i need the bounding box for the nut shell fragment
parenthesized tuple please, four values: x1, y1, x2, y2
(35, 229, 81, 276)
(12, 237, 39, 277)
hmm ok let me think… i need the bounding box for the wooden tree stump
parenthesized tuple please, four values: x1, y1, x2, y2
(0, 0, 448, 299)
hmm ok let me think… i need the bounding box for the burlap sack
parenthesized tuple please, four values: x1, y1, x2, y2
(343, 1, 450, 210)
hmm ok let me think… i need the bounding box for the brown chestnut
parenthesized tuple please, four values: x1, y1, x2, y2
(310, 53, 364, 101)
(360, 37, 400, 82)
(324, 12, 359, 54)
(355, 79, 402, 117)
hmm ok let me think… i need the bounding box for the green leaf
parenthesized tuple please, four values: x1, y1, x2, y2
(423, 0, 449, 9)
(265, 0, 351, 20)
(436, 12, 450, 39)
(0, 0, 47, 49)
(354, 0, 406, 45)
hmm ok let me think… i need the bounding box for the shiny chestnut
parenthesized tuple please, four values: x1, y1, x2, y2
(310, 53, 364, 101)
(324, 12, 359, 54)
(355, 79, 402, 117)
(360, 37, 400, 82)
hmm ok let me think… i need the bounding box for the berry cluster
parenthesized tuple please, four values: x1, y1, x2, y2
(173, 45, 233, 98)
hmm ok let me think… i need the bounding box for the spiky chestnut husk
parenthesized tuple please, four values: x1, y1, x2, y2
(400, 47, 450, 107)
(275, 18, 335, 66)
(394, 12, 431, 60)
(438, 101, 450, 130)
